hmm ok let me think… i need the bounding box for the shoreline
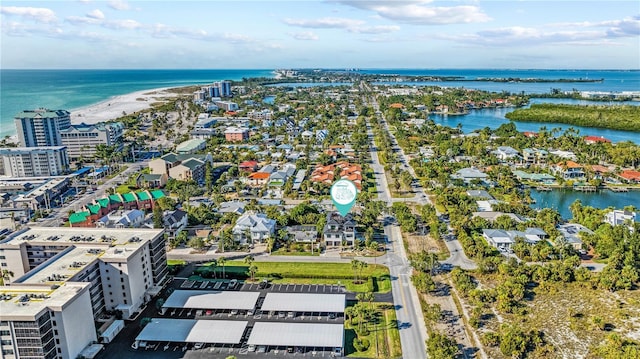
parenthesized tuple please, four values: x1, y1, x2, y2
(69, 86, 182, 126)
(2, 86, 186, 144)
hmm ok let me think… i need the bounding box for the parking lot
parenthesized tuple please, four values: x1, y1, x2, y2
(114, 280, 347, 359)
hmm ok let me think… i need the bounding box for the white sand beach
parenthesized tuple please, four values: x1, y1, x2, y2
(69, 87, 180, 125)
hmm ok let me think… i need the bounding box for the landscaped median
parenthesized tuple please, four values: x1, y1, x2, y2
(191, 261, 392, 293)
(344, 302, 402, 358)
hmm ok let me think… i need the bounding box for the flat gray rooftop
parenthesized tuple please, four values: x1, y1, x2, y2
(163, 290, 260, 310)
(261, 293, 345, 313)
(247, 322, 344, 348)
(136, 319, 247, 344)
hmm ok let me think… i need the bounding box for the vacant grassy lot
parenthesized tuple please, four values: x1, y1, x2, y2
(345, 303, 402, 358)
(195, 261, 392, 293)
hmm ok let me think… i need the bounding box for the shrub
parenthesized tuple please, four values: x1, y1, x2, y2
(353, 338, 370, 352)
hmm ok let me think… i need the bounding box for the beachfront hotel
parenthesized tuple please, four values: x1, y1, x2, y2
(0, 146, 69, 178)
(59, 122, 124, 160)
(14, 109, 71, 148)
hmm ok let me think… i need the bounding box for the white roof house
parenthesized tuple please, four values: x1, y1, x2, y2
(96, 209, 145, 228)
(604, 210, 636, 231)
(233, 213, 276, 243)
(492, 146, 521, 161)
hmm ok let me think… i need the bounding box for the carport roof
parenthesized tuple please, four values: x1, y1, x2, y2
(247, 322, 344, 347)
(136, 319, 247, 344)
(260, 293, 345, 313)
(163, 290, 259, 310)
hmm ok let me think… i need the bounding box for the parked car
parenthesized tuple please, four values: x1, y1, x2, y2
(194, 342, 204, 350)
(229, 279, 238, 288)
(248, 344, 256, 352)
(257, 345, 267, 353)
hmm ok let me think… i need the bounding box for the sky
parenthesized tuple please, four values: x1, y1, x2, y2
(1, 0, 639, 69)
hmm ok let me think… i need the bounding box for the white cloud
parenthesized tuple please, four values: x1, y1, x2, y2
(439, 26, 611, 46)
(283, 17, 364, 29)
(290, 31, 319, 40)
(0, 6, 57, 23)
(66, 15, 101, 25)
(442, 15, 640, 47)
(348, 25, 400, 34)
(102, 19, 141, 30)
(108, 0, 130, 11)
(87, 9, 105, 20)
(149, 23, 255, 44)
(283, 16, 399, 34)
(334, 0, 490, 25)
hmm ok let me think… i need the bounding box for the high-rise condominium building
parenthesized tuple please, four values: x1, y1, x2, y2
(14, 109, 71, 148)
(0, 147, 69, 177)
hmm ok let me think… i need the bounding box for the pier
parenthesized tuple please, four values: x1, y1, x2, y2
(608, 187, 629, 192)
(575, 185, 597, 192)
(536, 186, 552, 191)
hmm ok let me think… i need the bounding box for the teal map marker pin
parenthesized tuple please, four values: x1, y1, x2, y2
(330, 179, 358, 216)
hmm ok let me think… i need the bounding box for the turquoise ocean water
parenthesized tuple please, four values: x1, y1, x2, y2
(1, 69, 639, 138)
(0, 69, 274, 138)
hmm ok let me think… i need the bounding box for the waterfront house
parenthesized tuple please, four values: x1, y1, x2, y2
(553, 161, 585, 179)
(619, 170, 640, 183)
(513, 170, 556, 183)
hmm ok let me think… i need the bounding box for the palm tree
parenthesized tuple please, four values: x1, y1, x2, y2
(244, 256, 256, 281)
(1, 269, 14, 286)
(345, 306, 355, 325)
(218, 257, 227, 279)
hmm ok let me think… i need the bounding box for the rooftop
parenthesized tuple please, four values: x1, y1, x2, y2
(136, 319, 247, 345)
(247, 322, 344, 348)
(0, 227, 163, 250)
(0, 282, 91, 321)
(261, 293, 345, 313)
(163, 290, 260, 310)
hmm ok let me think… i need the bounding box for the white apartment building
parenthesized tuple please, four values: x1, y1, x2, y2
(0, 227, 167, 319)
(0, 282, 96, 359)
(59, 122, 124, 160)
(14, 109, 71, 148)
(0, 147, 69, 177)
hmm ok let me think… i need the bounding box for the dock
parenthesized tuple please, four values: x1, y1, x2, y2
(608, 187, 629, 192)
(536, 186, 552, 191)
(575, 185, 597, 192)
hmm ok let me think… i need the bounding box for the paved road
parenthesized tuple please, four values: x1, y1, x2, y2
(362, 87, 428, 359)
(36, 160, 149, 227)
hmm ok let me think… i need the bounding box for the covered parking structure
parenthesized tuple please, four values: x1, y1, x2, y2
(248, 322, 344, 354)
(135, 319, 247, 347)
(161, 290, 260, 314)
(261, 293, 345, 315)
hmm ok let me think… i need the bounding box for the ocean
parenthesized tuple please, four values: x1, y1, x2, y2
(0, 69, 274, 138)
(1, 69, 639, 139)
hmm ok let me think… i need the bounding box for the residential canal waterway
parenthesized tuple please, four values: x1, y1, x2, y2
(530, 188, 640, 220)
(429, 98, 640, 143)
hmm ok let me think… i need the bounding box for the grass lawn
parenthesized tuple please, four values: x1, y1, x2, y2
(167, 259, 187, 266)
(271, 249, 320, 256)
(345, 303, 402, 358)
(195, 261, 391, 293)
